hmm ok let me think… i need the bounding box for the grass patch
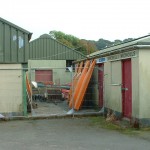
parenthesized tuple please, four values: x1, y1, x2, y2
(89, 116, 147, 135)
(90, 116, 121, 130)
(140, 127, 150, 132)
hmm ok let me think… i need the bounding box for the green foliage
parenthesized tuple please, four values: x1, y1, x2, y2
(123, 38, 134, 43)
(49, 30, 134, 53)
(80, 39, 97, 55)
(49, 30, 97, 55)
(114, 39, 122, 45)
(96, 38, 112, 49)
(49, 30, 80, 48)
(96, 38, 134, 50)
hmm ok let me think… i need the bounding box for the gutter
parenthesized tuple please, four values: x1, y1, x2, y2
(135, 45, 150, 49)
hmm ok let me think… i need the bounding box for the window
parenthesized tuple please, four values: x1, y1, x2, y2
(111, 61, 121, 84)
(18, 36, 24, 49)
(66, 60, 75, 71)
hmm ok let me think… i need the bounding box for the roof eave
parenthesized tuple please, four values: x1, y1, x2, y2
(74, 44, 150, 64)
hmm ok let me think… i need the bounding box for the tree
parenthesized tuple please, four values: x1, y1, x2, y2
(123, 38, 134, 43)
(49, 30, 97, 55)
(49, 30, 80, 48)
(113, 39, 122, 45)
(80, 39, 97, 55)
(95, 38, 134, 50)
(96, 38, 112, 50)
(49, 30, 134, 53)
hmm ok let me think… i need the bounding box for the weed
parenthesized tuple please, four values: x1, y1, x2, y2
(89, 116, 150, 136)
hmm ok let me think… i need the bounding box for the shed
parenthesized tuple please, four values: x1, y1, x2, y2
(87, 35, 150, 126)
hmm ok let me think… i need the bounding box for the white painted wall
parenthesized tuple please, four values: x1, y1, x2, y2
(0, 64, 23, 114)
(103, 50, 140, 118)
(139, 49, 150, 119)
(28, 60, 73, 85)
(131, 56, 140, 118)
(93, 49, 150, 120)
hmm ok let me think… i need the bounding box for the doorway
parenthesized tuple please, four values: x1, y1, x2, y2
(122, 59, 132, 118)
(35, 70, 53, 82)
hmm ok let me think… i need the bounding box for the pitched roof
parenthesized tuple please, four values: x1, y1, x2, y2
(89, 35, 150, 57)
(0, 17, 32, 40)
(38, 34, 86, 57)
(29, 34, 86, 60)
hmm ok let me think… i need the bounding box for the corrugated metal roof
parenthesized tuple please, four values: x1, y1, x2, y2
(29, 34, 86, 60)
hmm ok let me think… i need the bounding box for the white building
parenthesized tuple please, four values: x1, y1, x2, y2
(88, 35, 150, 126)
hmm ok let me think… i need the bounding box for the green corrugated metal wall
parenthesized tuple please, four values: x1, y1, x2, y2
(0, 18, 31, 63)
(0, 18, 85, 63)
(29, 35, 86, 60)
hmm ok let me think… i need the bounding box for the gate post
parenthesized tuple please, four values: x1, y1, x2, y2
(22, 69, 27, 116)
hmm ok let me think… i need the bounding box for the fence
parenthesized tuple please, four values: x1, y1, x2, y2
(30, 67, 73, 116)
(30, 66, 102, 116)
(0, 65, 103, 118)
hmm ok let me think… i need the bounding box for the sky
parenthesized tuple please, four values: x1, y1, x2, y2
(0, 0, 150, 41)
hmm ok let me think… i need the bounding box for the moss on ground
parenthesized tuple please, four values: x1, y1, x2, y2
(89, 116, 150, 136)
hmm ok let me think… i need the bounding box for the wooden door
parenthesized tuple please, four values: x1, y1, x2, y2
(122, 59, 132, 118)
(98, 63, 104, 108)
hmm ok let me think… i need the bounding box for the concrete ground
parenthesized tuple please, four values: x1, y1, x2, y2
(31, 101, 99, 116)
(0, 118, 150, 150)
(32, 101, 69, 116)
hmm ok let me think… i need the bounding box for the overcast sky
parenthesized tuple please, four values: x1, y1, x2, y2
(1, 0, 150, 41)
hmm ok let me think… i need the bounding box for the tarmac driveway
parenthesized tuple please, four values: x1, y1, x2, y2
(0, 118, 150, 150)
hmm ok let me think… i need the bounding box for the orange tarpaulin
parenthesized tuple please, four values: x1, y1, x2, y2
(69, 59, 96, 110)
(69, 60, 90, 108)
(74, 59, 96, 110)
(26, 73, 32, 97)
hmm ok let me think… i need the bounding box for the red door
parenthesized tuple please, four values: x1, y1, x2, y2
(98, 63, 104, 108)
(122, 59, 132, 118)
(35, 70, 53, 82)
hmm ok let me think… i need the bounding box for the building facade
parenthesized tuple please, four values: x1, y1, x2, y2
(28, 34, 86, 86)
(0, 17, 32, 116)
(88, 35, 150, 126)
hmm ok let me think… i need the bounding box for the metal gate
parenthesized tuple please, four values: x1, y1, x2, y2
(28, 66, 102, 116)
